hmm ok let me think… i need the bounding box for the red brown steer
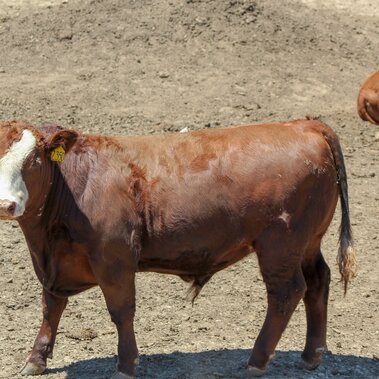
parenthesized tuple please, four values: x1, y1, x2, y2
(357, 69, 379, 125)
(0, 120, 356, 378)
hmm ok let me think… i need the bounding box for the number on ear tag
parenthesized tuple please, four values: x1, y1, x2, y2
(51, 146, 66, 162)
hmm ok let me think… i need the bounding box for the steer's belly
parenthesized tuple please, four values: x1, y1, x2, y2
(138, 239, 255, 277)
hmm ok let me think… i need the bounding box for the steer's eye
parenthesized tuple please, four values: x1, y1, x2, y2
(26, 153, 42, 168)
(33, 156, 42, 166)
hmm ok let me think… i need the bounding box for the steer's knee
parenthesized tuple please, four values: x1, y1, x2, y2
(109, 304, 136, 326)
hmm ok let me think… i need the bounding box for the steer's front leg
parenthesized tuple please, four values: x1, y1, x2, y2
(99, 271, 138, 379)
(21, 288, 68, 375)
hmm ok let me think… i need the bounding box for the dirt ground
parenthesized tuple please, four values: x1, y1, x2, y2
(0, 0, 378, 378)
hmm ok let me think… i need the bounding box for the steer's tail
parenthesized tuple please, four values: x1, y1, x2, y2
(321, 124, 357, 294)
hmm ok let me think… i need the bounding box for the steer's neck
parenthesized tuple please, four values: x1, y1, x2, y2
(17, 154, 94, 285)
(19, 148, 94, 241)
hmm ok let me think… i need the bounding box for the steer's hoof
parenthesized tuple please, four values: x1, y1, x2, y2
(110, 371, 135, 379)
(247, 365, 266, 377)
(20, 361, 46, 376)
(298, 358, 320, 371)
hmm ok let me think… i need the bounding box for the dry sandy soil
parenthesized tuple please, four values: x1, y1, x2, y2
(0, 0, 378, 378)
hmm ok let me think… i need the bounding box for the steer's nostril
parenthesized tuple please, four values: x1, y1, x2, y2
(7, 202, 16, 214)
(0, 200, 17, 217)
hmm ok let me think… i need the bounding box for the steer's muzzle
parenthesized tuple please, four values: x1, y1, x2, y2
(0, 199, 17, 219)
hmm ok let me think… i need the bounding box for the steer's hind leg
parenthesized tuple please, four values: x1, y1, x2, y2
(21, 288, 68, 375)
(301, 249, 330, 370)
(248, 231, 307, 376)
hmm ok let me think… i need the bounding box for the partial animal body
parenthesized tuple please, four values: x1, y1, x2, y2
(358, 69, 379, 125)
(0, 119, 355, 378)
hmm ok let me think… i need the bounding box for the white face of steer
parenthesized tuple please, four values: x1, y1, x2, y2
(0, 130, 37, 217)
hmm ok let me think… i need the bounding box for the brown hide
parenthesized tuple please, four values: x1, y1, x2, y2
(358, 69, 379, 125)
(0, 119, 355, 378)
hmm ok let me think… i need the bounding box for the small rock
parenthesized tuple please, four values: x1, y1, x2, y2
(374, 131, 379, 141)
(58, 30, 73, 41)
(159, 72, 169, 79)
(179, 127, 189, 133)
(195, 17, 208, 26)
(0, 68, 5, 73)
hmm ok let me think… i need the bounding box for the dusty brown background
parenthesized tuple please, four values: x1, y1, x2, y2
(0, 0, 378, 378)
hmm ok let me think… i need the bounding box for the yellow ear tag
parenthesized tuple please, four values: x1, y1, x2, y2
(51, 146, 66, 162)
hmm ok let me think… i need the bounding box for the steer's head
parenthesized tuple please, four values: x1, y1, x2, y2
(358, 69, 379, 125)
(0, 120, 77, 220)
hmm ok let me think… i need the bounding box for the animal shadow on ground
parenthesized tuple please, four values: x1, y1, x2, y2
(46, 349, 379, 379)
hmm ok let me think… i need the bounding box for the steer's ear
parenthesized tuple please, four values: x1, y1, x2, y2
(46, 129, 78, 154)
